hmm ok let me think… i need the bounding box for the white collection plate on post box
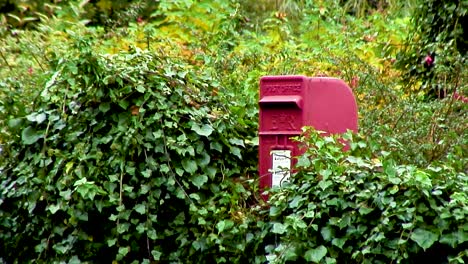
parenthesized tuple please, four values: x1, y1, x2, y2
(270, 150, 291, 187)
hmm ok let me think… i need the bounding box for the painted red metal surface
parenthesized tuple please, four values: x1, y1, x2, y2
(258, 75, 358, 199)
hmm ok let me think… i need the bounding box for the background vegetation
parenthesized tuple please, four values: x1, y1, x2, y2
(0, 0, 466, 263)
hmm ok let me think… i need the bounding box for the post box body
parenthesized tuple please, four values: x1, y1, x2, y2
(259, 75, 358, 194)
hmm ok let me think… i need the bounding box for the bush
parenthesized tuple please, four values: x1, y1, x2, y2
(0, 34, 259, 262)
(263, 129, 468, 263)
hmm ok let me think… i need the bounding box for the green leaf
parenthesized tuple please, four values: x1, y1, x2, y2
(305, 245, 328, 263)
(414, 170, 432, 189)
(296, 155, 311, 167)
(53, 244, 70, 254)
(272, 222, 287, 234)
(136, 85, 146, 93)
(107, 238, 117, 247)
(151, 250, 162, 260)
(289, 196, 303, 208)
(191, 123, 213, 137)
(35, 113, 47, 124)
(26, 112, 46, 124)
(136, 223, 146, 234)
(230, 146, 242, 159)
(21, 126, 43, 145)
(217, 220, 234, 233)
(229, 138, 244, 147)
(358, 206, 373, 215)
(269, 206, 282, 217)
(134, 204, 146, 214)
(118, 246, 130, 257)
(69, 256, 81, 264)
(8, 118, 23, 128)
(99, 102, 111, 113)
(175, 187, 185, 199)
(440, 233, 458, 247)
(191, 175, 208, 188)
(210, 142, 222, 152)
(182, 159, 198, 174)
(48, 204, 61, 214)
(318, 180, 332, 191)
(332, 237, 347, 249)
(410, 228, 438, 250)
(321, 226, 333, 241)
(383, 159, 397, 177)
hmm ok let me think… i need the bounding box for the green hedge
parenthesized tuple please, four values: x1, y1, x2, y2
(0, 34, 259, 262)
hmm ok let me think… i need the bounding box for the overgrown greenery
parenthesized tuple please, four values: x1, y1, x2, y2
(264, 130, 467, 263)
(0, 0, 466, 263)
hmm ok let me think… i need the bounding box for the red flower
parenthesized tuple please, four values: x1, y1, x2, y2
(137, 17, 143, 24)
(425, 55, 434, 66)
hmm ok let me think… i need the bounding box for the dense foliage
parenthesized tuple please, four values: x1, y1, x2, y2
(265, 130, 468, 263)
(1, 0, 466, 263)
(397, 0, 467, 100)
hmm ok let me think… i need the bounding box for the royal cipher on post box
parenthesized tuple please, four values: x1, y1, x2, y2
(259, 75, 358, 196)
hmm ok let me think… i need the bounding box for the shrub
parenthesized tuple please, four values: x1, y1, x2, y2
(0, 34, 259, 262)
(263, 129, 468, 263)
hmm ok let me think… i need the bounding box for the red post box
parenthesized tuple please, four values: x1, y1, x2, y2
(259, 75, 358, 197)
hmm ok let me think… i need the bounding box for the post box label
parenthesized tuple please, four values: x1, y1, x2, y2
(262, 83, 302, 96)
(271, 150, 291, 187)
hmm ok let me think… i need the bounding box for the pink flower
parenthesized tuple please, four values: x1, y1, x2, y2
(454, 92, 468, 103)
(425, 55, 434, 66)
(137, 17, 143, 24)
(350, 76, 359, 89)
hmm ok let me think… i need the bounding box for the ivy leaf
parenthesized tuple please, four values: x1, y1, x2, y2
(230, 146, 242, 159)
(216, 220, 234, 233)
(107, 238, 117, 247)
(272, 222, 287, 234)
(99, 102, 110, 113)
(305, 245, 328, 263)
(289, 196, 303, 208)
(296, 155, 311, 167)
(269, 206, 282, 217)
(321, 226, 333, 241)
(8, 118, 23, 128)
(383, 159, 397, 178)
(151, 250, 162, 261)
(136, 85, 146, 93)
(21, 126, 43, 145)
(118, 246, 130, 257)
(35, 113, 47, 124)
(191, 175, 208, 189)
(134, 204, 146, 215)
(48, 204, 61, 214)
(191, 123, 213, 137)
(229, 138, 244, 147)
(69, 256, 81, 264)
(332, 237, 347, 249)
(410, 228, 438, 250)
(414, 170, 432, 189)
(182, 159, 198, 174)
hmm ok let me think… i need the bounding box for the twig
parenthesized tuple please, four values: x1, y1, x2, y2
(0, 48, 13, 72)
(23, 43, 46, 72)
(159, 119, 192, 203)
(117, 171, 124, 226)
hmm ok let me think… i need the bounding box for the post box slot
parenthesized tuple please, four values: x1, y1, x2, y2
(259, 95, 303, 109)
